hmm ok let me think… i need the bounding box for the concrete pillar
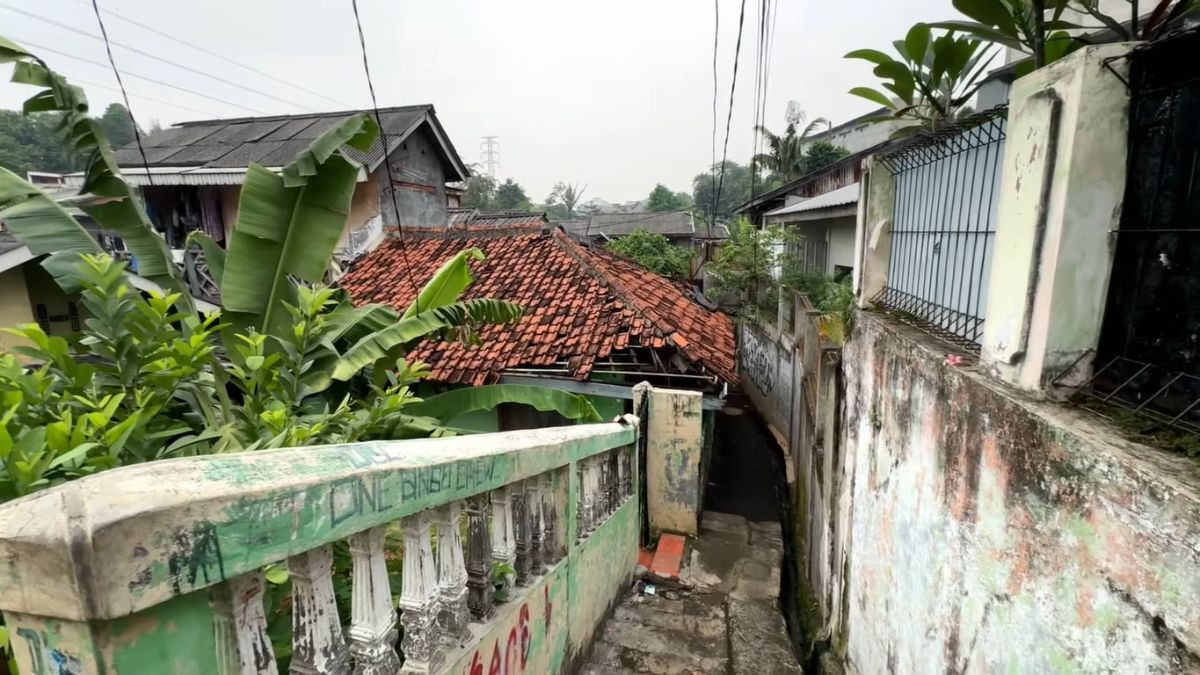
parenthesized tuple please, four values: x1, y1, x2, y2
(980, 44, 1134, 395)
(643, 386, 705, 538)
(855, 156, 896, 308)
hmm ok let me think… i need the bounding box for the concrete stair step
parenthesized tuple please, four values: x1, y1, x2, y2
(587, 639, 728, 675)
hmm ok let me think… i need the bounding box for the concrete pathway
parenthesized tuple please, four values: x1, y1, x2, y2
(581, 511, 802, 675)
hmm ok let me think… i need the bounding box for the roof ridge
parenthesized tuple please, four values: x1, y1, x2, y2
(173, 104, 435, 128)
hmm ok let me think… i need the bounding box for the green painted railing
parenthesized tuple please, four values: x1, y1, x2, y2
(0, 418, 640, 674)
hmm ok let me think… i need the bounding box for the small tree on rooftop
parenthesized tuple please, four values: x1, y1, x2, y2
(546, 181, 586, 218)
(606, 228, 693, 279)
(493, 178, 532, 210)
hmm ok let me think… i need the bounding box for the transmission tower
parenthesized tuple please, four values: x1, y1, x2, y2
(480, 136, 501, 177)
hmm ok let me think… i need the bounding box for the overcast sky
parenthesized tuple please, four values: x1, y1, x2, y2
(1, 0, 957, 203)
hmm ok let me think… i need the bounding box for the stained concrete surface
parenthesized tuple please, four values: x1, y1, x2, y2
(580, 511, 801, 674)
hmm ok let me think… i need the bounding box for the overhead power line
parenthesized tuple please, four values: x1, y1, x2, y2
(13, 37, 268, 115)
(350, 0, 420, 306)
(91, 0, 151, 181)
(72, 0, 354, 109)
(0, 3, 320, 113)
(70, 75, 222, 118)
(708, 0, 719, 237)
(714, 0, 748, 223)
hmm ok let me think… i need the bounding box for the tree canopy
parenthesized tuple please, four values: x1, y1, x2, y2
(461, 172, 497, 209)
(97, 103, 139, 150)
(645, 183, 692, 212)
(802, 141, 850, 175)
(545, 181, 585, 219)
(605, 228, 693, 279)
(493, 178, 532, 210)
(692, 161, 752, 223)
(0, 110, 79, 177)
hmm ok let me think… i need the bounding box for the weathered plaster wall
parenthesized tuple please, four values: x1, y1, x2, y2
(381, 125, 449, 228)
(841, 312, 1200, 673)
(644, 387, 705, 537)
(740, 320, 796, 451)
(0, 264, 34, 352)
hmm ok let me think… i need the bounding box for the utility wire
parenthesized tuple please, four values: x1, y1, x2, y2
(713, 0, 747, 232)
(90, 0, 151, 185)
(71, 75, 222, 118)
(14, 38, 269, 115)
(350, 0, 421, 307)
(72, 0, 353, 109)
(708, 0, 719, 239)
(0, 3, 321, 113)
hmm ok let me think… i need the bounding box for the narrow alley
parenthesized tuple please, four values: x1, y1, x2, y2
(582, 399, 803, 674)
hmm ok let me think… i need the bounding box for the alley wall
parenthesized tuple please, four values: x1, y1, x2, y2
(838, 312, 1200, 673)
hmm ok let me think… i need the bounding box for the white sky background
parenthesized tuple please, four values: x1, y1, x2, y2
(1, 0, 956, 203)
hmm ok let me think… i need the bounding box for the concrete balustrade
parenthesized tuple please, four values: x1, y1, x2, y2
(0, 419, 641, 675)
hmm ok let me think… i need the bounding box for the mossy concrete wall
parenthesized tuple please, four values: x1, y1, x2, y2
(0, 423, 639, 674)
(840, 312, 1200, 673)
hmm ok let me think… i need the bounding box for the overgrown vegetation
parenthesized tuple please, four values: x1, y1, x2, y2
(782, 268, 857, 345)
(0, 37, 605, 672)
(605, 228, 693, 278)
(706, 217, 794, 311)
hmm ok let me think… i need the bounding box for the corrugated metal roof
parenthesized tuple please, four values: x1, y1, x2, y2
(764, 182, 860, 218)
(586, 211, 694, 237)
(115, 106, 467, 182)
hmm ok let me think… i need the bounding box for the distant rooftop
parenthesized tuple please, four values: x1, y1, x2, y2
(112, 105, 468, 185)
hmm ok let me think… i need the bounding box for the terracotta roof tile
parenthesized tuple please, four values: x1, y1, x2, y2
(338, 229, 736, 385)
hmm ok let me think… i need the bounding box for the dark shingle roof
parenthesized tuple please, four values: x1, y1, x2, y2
(338, 229, 735, 386)
(583, 211, 695, 238)
(115, 106, 468, 180)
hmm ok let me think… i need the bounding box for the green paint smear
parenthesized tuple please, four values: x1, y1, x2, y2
(111, 591, 217, 675)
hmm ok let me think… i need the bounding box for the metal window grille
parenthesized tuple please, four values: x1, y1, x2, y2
(1075, 29, 1200, 434)
(871, 108, 1008, 350)
(784, 237, 828, 278)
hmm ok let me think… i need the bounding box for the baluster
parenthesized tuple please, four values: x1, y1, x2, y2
(607, 451, 620, 513)
(598, 455, 611, 518)
(624, 444, 633, 497)
(579, 459, 594, 536)
(211, 572, 279, 675)
(576, 463, 585, 541)
(289, 545, 350, 675)
(465, 494, 495, 620)
(527, 478, 545, 576)
(540, 473, 559, 564)
(435, 502, 472, 647)
(513, 482, 532, 586)
(586, 457, 600, 531)
(490, 487, 516, 599)
(348, 527, 400, 674)
(400, 512, 444, 674)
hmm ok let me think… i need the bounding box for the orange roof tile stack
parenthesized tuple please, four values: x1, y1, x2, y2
(339, 229, 736, 386)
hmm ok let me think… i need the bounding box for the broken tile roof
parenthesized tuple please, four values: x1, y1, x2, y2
(338, 228, 736, 386)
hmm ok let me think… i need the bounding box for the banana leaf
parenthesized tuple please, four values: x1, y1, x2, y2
(0, 168, 103, 291)
(402, 248, 485, 319)
(0, 37, 180, 292)
(406, 385, 602, 424)
(332, 299, 522, 381)
(220, 114, 378, 338)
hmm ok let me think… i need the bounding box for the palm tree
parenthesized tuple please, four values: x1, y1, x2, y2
(751, 112, 833, 184)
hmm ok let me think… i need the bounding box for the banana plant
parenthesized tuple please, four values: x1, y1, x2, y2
(846, 25, 997, 134)
(0, 37, 183, 300)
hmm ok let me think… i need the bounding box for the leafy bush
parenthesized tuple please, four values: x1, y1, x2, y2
(707, 217, 795, 313)
(605, 228, 693, 279)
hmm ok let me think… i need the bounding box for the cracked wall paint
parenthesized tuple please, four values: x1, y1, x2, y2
(840, 313, 1200, 673)
(644, 388, 705, 537)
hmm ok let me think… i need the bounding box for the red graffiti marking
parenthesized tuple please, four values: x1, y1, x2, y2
(518, 604, 531, 667)
(505, 626, 520, 675)
(466, 651, 483, 675)
(488, 640, 502, 675)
